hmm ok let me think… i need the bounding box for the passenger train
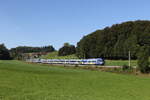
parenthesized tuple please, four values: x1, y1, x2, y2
(27, 58, 105, 65)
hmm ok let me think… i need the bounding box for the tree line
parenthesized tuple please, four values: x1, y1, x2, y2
(0, 20, 149, 60)
(9, 45, 55, 59)
(1, 20, 149, 60)
(0, 45, 56, 60)
(0, 43, 76, 60)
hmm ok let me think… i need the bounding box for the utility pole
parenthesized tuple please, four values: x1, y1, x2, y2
(128, 51, 131, 68)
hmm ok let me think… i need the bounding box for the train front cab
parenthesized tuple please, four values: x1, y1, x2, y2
(96, 58, 105, 65)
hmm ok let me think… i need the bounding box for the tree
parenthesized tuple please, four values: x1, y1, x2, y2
(58, 44, 76, 56)
(138, 46, 150, 73)
(0, 44, 11, 60)
(64, 43, 70, 47)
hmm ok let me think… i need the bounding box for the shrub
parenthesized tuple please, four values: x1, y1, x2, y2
(0, 44, 11, 60)
(138, 46, 150, 73)
(122, 64, 130, 71)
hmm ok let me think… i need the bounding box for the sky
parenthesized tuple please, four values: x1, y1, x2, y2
(0, 0, 150, 50)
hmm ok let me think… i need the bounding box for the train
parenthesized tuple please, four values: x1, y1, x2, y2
(27, 58, 105, 65)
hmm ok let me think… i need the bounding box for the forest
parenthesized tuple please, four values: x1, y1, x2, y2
(77, 20, 150, 59)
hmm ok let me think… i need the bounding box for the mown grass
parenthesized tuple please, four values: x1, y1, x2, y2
(0, 60, 150, 100)
(105, 60, 137, 67)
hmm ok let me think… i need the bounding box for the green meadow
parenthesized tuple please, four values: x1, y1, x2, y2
(0, 60, 150, 100)
(105, 60, 137, 67)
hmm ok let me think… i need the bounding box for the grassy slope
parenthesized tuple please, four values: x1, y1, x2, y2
(41, 51, 78, 59)
(0, 60, 150, 100)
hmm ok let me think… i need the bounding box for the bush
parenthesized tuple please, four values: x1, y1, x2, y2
(122, 64, 130, 71)
(0, 44, 11, 60)
(138, 46, 150, 73)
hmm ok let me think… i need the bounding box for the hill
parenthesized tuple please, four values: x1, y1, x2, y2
(41, 51, 78, 59)
(77, 20, 150, 59)
(0, 60, 150, 100)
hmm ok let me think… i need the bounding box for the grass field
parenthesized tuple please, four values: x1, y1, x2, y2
(0, 60, 150, 100)
(105, 60, 137, 67)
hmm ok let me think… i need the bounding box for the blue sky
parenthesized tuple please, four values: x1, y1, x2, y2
(0, 0, 150, 50)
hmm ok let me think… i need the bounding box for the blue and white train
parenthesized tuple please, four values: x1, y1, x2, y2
(27, 58, 105, 65)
